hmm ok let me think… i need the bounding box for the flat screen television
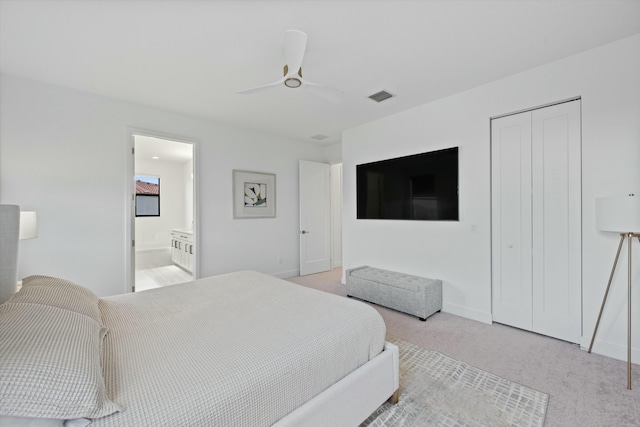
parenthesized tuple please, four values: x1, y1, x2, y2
(356, 147, 459, 221)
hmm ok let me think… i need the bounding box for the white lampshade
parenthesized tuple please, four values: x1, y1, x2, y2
(19, 211, 37, 240)
(596, 194, 640, 233)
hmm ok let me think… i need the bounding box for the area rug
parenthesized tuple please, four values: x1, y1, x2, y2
(145, 265, 192, 287)
(361, 337, 548, 427)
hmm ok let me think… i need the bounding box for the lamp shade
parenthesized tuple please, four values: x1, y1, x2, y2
(19, 211, 37, 240)
(0, 205, 20, 304)
(595, 194, 640, 233)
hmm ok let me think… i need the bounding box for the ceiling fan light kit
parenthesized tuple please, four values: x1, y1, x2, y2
(238, 29, 344, 103)
(284, 78, 302, 88)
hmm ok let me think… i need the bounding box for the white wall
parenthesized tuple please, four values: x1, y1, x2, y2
(343, 34, 640, 362)
(324, 142, 342, 164)
(0, 74, 326, 296)
(134, 157, 188, 251)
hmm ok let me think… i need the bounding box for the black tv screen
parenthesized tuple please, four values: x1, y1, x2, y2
(356, 147, 459, 221)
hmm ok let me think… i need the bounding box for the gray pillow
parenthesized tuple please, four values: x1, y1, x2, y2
(9, 276, 103, 325)
(0, 302, 120, 419)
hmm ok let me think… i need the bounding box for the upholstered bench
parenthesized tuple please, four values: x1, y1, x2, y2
(345, 266, 442, 321)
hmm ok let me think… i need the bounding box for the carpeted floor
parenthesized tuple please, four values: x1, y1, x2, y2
(287, 268, 640, 427)
(362, 336, 548, 427)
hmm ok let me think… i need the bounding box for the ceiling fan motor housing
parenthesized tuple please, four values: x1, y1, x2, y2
(284, 65, 302, 88)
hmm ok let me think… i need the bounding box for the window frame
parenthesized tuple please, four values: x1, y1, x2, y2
(135, 176, 161, 217)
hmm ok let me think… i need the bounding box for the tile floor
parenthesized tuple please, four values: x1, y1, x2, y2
(135, 248, 192, 291)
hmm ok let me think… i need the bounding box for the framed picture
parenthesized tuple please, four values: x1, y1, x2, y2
(232, 170, 276, 218)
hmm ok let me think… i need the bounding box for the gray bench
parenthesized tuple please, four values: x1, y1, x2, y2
(345, 266, 442, 321)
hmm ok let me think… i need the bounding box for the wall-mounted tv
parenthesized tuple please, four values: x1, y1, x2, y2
(356, 147, 459, 221)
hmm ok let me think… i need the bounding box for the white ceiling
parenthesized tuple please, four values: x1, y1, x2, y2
(1, 1, 639, 145)
(134, 135, 193, 163)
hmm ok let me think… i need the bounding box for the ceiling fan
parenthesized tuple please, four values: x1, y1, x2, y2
(238, 29, 344, 103)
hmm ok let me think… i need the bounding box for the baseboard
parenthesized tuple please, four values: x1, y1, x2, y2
(135, 247, 170, 253)
(272, 269, 300, 279)
(442, 302, 492, 325)
(580, 336, 640, 363)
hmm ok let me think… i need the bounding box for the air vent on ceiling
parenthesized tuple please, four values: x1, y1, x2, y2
(310, 134, 329, 141)
(368, 90, 393, 103)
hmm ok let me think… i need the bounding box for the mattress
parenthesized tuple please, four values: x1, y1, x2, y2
(95, 271, 386, 426)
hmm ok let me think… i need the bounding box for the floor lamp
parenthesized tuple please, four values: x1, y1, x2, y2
(589, 194, 640, 390)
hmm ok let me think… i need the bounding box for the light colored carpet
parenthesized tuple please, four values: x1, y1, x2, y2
(287, 268, 640, 427)
(362, 336, 548, 427)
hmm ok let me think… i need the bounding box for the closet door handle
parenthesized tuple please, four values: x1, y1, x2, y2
(189, 245, 193, 255)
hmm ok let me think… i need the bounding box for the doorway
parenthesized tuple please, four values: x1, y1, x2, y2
(298, 160, 343, 276)
(131, 134, 196, 292)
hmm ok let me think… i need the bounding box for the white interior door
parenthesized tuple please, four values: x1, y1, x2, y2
(491, 111, 533, 331)
(491, 100, 581, 344)
(299, 160, 331, 276)
(531, 101, 582, 343)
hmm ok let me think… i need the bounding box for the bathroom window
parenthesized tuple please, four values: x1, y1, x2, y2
(135, 176, 160, 217)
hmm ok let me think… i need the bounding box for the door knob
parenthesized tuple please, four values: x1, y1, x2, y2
(300, 230, 310, 234)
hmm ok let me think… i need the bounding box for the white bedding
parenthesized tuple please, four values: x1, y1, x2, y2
(95, 271, 386, 426)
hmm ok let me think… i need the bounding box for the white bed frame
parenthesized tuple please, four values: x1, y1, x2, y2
(274, 342, 399, 427)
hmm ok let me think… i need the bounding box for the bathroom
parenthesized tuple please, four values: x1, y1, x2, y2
(134, 135, 194, 291)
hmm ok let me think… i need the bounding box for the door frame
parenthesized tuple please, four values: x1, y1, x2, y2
(125, 127, 200, 293)
(330, 163, 343, 269)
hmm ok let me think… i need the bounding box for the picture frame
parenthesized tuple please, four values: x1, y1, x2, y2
(232, 170, 276, 218)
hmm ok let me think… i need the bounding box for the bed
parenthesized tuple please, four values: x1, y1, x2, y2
(0, 271, 399, 427)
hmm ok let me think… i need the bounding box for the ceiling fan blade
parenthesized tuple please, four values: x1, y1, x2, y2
(237, 78, 285, 95)
(284, 29, 307, 77)
(305, 81, 344, 103)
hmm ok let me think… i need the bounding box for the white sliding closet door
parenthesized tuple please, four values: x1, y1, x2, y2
(491, 112, 533, 331)
(491, 100, 581, 344)
(531, 102, 582, 342)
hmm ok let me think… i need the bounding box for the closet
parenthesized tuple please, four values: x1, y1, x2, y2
(491, 100, 581, 343)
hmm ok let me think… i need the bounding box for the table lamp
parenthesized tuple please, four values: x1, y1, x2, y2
(19, 211, 38, 240)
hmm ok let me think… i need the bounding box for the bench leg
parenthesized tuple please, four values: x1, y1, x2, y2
(387, 389, 400, 404)
(419, 310, 441, 321)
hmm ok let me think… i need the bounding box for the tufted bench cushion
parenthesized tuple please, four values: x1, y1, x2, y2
(345, 266, 442, 321)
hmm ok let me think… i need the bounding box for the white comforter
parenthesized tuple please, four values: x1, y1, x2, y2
(95, 271, 386, 426)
